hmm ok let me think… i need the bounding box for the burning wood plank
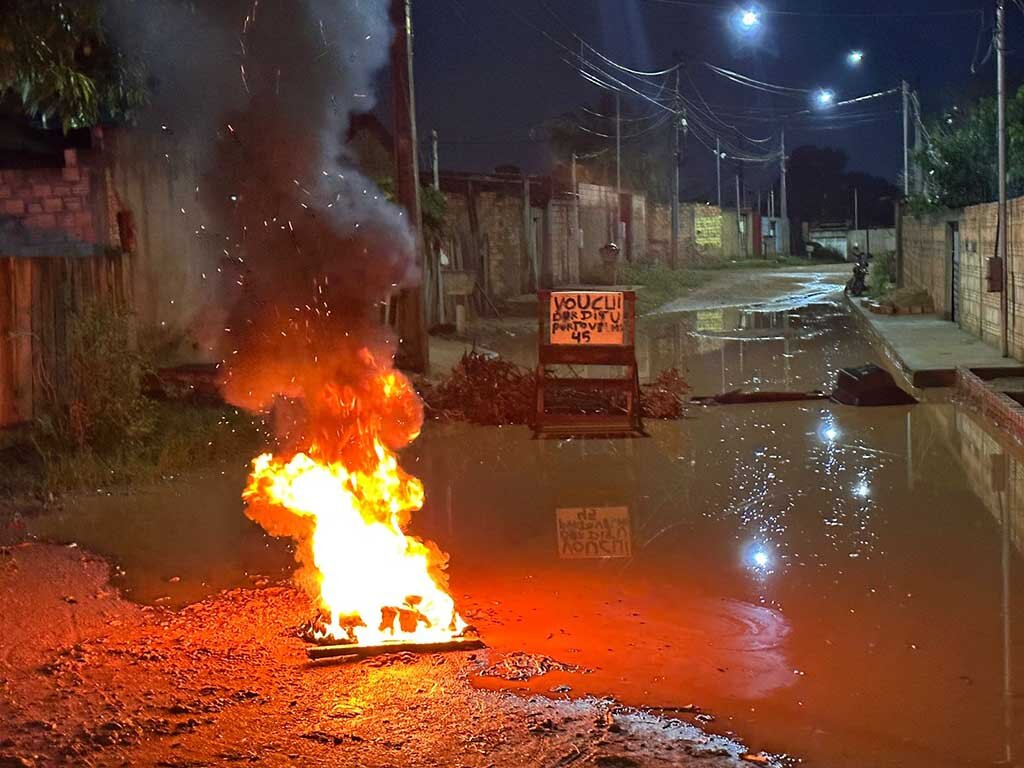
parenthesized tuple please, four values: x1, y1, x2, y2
(307, 637, 484, 661)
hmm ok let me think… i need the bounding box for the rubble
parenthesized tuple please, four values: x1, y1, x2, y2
(418, 353, 690, 425)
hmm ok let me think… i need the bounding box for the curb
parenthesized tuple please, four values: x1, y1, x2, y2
(955, 367, 1024, 445)
(841, 293, 921, 391)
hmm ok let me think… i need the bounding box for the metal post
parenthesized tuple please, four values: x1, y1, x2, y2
(615, 91, 622, 244)
(571, 152, 581, 281)
(998, 0, 1010, 357)
(854, 187, 859, 231)
(780, 126, 789, 256)
(670, 72, 680, 268)
(904, 82, 911, 194)
(431, 129, 439, 191)
(390, 0, 427, 372)
(715, 137, 722, 208)
(736, 174, 745, 259)
(770, 188, 775, 219)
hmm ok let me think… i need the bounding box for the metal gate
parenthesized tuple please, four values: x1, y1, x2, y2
(950, 222, 961, 324)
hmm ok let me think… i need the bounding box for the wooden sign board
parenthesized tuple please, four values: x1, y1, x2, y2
(556, 506, 632, 559)
(550, 291, 625, 346)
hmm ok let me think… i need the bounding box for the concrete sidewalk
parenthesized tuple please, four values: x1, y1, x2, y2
(848, 296, 1024, 387)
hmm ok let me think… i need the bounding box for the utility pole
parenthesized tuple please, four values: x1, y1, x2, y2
(615, 91, 622, 244)
(780, 126, 789, 256)
(998, 0, 1010, 357)
(431, 129, 439, 191)
(716, 137, 722, 208)
(572, 152, 582, 280)
(390, 0, 427, 372)
(903, 81, 911, 194)
(670, 71, 680, 268)
(770, 188, 775, 218)
(736, 174, 746, 259)
(854, 187, 859, 230)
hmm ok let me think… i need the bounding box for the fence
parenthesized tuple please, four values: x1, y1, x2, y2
(0, 251, 132, 429)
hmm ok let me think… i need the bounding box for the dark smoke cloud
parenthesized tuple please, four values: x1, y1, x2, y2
(108, 0, 416, 430)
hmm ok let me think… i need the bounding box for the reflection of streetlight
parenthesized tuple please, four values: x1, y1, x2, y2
(847, 50, 864, 66)
(853, 481, 871, 499)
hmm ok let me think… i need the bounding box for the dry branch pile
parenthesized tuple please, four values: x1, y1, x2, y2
(418, 353, 688, 425)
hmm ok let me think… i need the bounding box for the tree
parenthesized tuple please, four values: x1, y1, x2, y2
(913, 85, 1024, 210)
(783, 145, 898, 227)
(0, 0, 147, 131)
(545, 100, 674, 203)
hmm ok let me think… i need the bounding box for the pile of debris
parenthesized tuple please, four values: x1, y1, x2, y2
(418, 353, 689, 425)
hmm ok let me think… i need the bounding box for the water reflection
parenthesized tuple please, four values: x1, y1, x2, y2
(639, 299, 874, 395)
(21, 292, 1024, 768)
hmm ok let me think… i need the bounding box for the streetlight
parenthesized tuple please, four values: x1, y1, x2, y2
(740, 8, 760, 28)
(847, 50, 864, 66)
(815, 88, 835, 108)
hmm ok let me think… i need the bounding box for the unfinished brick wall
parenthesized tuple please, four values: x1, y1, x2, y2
(900, 211, 949, 316)
(0, 150, 97, 246)
(901, 198, 1024, 359)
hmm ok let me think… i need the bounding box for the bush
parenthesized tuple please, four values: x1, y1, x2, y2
(618, 262, 711, 313)
(35, 301, 154, 455)
(869, 251, 897, 299)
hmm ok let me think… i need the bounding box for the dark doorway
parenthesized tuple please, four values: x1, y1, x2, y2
(949, 222, 961, 324)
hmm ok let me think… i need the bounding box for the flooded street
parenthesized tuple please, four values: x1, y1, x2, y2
(29, 277, 1024, 767)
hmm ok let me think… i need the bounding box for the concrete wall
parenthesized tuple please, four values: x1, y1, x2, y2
(848, 228, 896, 257)
(901, 197, 1024, 358)
(105, 129, 220, 360)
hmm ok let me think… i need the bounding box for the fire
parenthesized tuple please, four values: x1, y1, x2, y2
(243, 352, 466, 646)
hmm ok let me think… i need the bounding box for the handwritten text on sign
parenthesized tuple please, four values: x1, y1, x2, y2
(556, 507, 632, 559)
(550, 291, 625, 345)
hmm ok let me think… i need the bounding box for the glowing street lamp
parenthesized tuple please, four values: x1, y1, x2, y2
(815, 89, 835, 108)
(740, 8, 760, 28)
(848, 50, 864, 66)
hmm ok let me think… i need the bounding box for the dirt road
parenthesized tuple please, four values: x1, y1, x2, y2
(0, 543, 774, 767)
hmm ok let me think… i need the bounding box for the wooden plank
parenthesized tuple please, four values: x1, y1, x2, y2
(11, 260, 34, 422)
(0, 259, 14, 428)
(54, 258, 69, 402)
(539, 344, 636, 366)
(307, 637, 484, 661)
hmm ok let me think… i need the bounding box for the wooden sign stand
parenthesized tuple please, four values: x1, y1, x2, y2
(534, 289, 646, 438)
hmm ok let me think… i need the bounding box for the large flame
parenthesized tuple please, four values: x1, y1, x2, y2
(242, 352, 466, 646)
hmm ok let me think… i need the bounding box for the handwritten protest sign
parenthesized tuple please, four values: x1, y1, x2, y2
(556, 507, 632, 559)
(549, 291, 625, 345)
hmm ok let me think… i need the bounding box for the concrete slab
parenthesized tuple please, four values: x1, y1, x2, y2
(848, 296, 1024, 386)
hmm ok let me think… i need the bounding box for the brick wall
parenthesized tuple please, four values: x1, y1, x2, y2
(901, 197, 1024, 359)
(0, 149, 98, 247)
(901, 210, 950, 316)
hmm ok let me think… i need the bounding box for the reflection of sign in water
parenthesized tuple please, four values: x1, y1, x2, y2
(550, 291, 625, 345)
(696, 309, 725, 332)
(556, 507, 632, 559)
(695, 213, 722, 247)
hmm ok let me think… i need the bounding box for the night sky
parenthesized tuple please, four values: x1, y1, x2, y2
(406, 0, 1008, 202)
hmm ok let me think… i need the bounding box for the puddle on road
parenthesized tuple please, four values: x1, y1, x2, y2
(28, 293, 1024, 767)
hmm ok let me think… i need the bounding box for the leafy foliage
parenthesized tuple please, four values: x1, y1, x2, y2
(545, 101, 674, 203)
(912, 86, 1024, 210)
(37, 300, 154, 453)
(375, 176, 449, 249)
(868, 251, 897, 299)
(0, 0, 148, 130)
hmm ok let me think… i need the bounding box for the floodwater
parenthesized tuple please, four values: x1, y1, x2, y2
(29, 282, 1024, 767)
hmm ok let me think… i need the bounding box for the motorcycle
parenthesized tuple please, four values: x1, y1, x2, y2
(846, 258, 869, 297)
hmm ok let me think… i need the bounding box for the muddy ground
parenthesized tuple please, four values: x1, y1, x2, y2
(0, 543, 777, 767)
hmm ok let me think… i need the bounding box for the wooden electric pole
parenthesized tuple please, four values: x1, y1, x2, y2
(390, 0, 428, 372)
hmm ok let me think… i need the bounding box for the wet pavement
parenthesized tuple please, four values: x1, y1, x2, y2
(28, 279, 1024, 767)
